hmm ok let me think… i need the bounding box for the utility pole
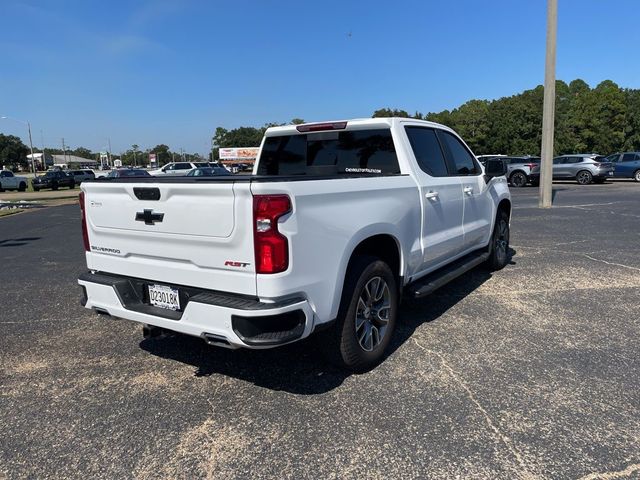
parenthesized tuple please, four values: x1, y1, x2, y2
(0, 116, 36, 174)
(539, 0, 557, 208)
(62, 138, 68, 165)
(107, 137, 113, 167)
(40, 130, 46, 170)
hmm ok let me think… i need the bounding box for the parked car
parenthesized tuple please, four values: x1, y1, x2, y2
(78, 118, 511, 371)
(502, 156, 540, 187)
(186, 166, 232, 177)
(68, 169, 96, 184)
(476, 154, 507, 165)
(32, 170, 75, 191)
(106, 168, 151, 178)
(149, 162, 210, 176)
(529, 154, 614, 185)
(604, 152, 640, 182)
(0, 170, 28, 192)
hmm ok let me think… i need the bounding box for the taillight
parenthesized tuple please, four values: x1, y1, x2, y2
(253, 194, 291, 274)
(525, 163, 537, 169)
(79, 191, 90, 252)
(592, 162, 600, 167)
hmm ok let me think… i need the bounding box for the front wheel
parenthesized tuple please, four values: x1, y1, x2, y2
(634, 170, 640, 182)
(319, 256, 398, 372)
(509, 171, 528, 188)
(576, 170, 593, 185)
(486, 210, 510, 271)
(51, 182, 58, 191)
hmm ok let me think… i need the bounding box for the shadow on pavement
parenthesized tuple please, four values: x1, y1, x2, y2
(0, 237, 41, 247)
(140, 249, 515, 395)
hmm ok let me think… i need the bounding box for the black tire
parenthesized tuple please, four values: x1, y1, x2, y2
(634, 170, 640, 182)
(509, 171, 528, 188)
(18, 182, 26, 192)
(33, 186, 39, 192)
(486, 210, 510, 271)
(319, 255, 398, 372)
(576, 170, 593, 185)
(0, 183, 4, 192)
(52, 182, 58, 191)
(69, 181, 75, 189)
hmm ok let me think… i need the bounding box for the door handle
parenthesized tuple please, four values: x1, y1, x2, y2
(463, 186, 474, 195)
(425, 191, 439, 200)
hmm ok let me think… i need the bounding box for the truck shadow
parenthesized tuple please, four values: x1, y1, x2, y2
(140, 249, 515, 395)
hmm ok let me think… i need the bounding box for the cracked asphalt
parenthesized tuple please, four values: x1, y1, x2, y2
(1, 180, 639, 479)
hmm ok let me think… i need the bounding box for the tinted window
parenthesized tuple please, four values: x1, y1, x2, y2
(553, 157, 563, 164)
(622, 153, 638, 162)
(438, 131, 479, 175)
(567, 157, 581, 163)
(257, 129, 399, 176)
(605, 154, 619, 163)
(175, 163, 192, 170)
(405, 127, 449, 176)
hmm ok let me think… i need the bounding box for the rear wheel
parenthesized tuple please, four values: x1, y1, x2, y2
(319, 255, 398, 372)
(634, 170, 640, 182)
(51, 182, 58, 191)
(69, 181, 75, 189)
(18, 182, 26, 192)
(576, 170, 593, 185)
(509, 171, 528, 188)
(486, 210, 510, 271)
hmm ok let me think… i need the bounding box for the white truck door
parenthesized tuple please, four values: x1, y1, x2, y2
(403, 126, 464, 270)
(437, 130, 492, 250)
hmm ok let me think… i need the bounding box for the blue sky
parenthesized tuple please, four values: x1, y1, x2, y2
(1, 0, 639, 154)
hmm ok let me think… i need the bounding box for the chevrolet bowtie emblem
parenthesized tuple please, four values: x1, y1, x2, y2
(135, 209, 164, 225)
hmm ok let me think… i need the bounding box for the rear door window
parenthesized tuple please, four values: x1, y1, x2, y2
(404, 127, 449, 177)
(437, 130, 479, 175)
(257, 129, 399, 176)
(175, 163, 192, 170)
(622, 153, 639, 162)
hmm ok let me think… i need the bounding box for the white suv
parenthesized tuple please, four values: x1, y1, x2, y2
(149, 162, 211, 176)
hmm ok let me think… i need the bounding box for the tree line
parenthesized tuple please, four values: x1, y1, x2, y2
(373, 79, 639, 156)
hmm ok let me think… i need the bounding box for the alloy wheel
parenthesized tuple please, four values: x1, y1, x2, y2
(355, 276, 391, 352)
(577, 171, 592, 185)
(495, 218, 509, 265)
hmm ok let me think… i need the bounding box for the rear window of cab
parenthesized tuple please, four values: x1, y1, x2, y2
(257, 129, 400, 176)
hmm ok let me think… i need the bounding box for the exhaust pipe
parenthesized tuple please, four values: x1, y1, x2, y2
(201, 332, 232, 348)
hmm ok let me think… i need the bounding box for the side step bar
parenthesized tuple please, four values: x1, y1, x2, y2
(408, 250, 490, 298)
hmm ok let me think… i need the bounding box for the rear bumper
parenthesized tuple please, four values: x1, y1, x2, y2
(78, 271, 315, 349)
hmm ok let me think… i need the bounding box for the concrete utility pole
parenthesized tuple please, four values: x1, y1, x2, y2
(539, 0, 557, 208)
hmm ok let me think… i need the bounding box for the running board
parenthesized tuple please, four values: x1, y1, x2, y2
(408, 251, 489, 299)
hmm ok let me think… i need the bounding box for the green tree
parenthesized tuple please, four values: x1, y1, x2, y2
(149, 144, 171, 165)
(0, 134, 29, 170)
(72, 147, 93, 159)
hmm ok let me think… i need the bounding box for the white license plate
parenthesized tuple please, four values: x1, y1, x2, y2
(148, 284, 180, 311)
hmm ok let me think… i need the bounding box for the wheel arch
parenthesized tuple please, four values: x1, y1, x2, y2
(330, 230, 404, 321)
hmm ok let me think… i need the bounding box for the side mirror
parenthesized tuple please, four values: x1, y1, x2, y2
(485, 158, 507, 179)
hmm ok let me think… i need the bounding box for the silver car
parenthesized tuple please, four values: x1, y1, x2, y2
(530, 154, 614, 185)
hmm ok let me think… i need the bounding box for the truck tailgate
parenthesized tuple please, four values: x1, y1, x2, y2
(82, 180, 257, 296)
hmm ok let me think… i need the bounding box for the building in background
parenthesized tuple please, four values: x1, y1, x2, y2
(26, 152, 54, 169)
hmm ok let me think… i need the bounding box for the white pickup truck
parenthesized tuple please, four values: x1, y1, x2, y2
(0, 170, 28, 191)
(78, 118, 511, 371)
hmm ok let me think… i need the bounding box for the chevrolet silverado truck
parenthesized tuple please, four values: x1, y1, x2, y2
(78, 118, 511, 371)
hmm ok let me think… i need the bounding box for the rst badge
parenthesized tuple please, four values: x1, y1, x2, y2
(225, 261, 250, 268)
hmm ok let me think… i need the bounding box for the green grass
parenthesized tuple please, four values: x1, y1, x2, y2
(0, 208, 24, 217)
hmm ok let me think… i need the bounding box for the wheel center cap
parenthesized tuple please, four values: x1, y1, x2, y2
(363, 307, 371, 318)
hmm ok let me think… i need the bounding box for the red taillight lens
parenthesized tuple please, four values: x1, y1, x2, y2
(253, 194, 291, 274)
(79, 191, 90, 252)
(525, 163, 537, 169)
(296, 121, 347, 132)
(593, 162, 601, 167)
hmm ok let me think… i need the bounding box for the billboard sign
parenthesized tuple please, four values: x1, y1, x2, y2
(219, 147, 260, 160)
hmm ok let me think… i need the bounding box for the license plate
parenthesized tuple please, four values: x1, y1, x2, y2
(148, 284, 180, 310)
(608, 171, 613, 176)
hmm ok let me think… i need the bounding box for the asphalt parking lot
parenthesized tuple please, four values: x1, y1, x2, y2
(1, 181, 639, 479)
